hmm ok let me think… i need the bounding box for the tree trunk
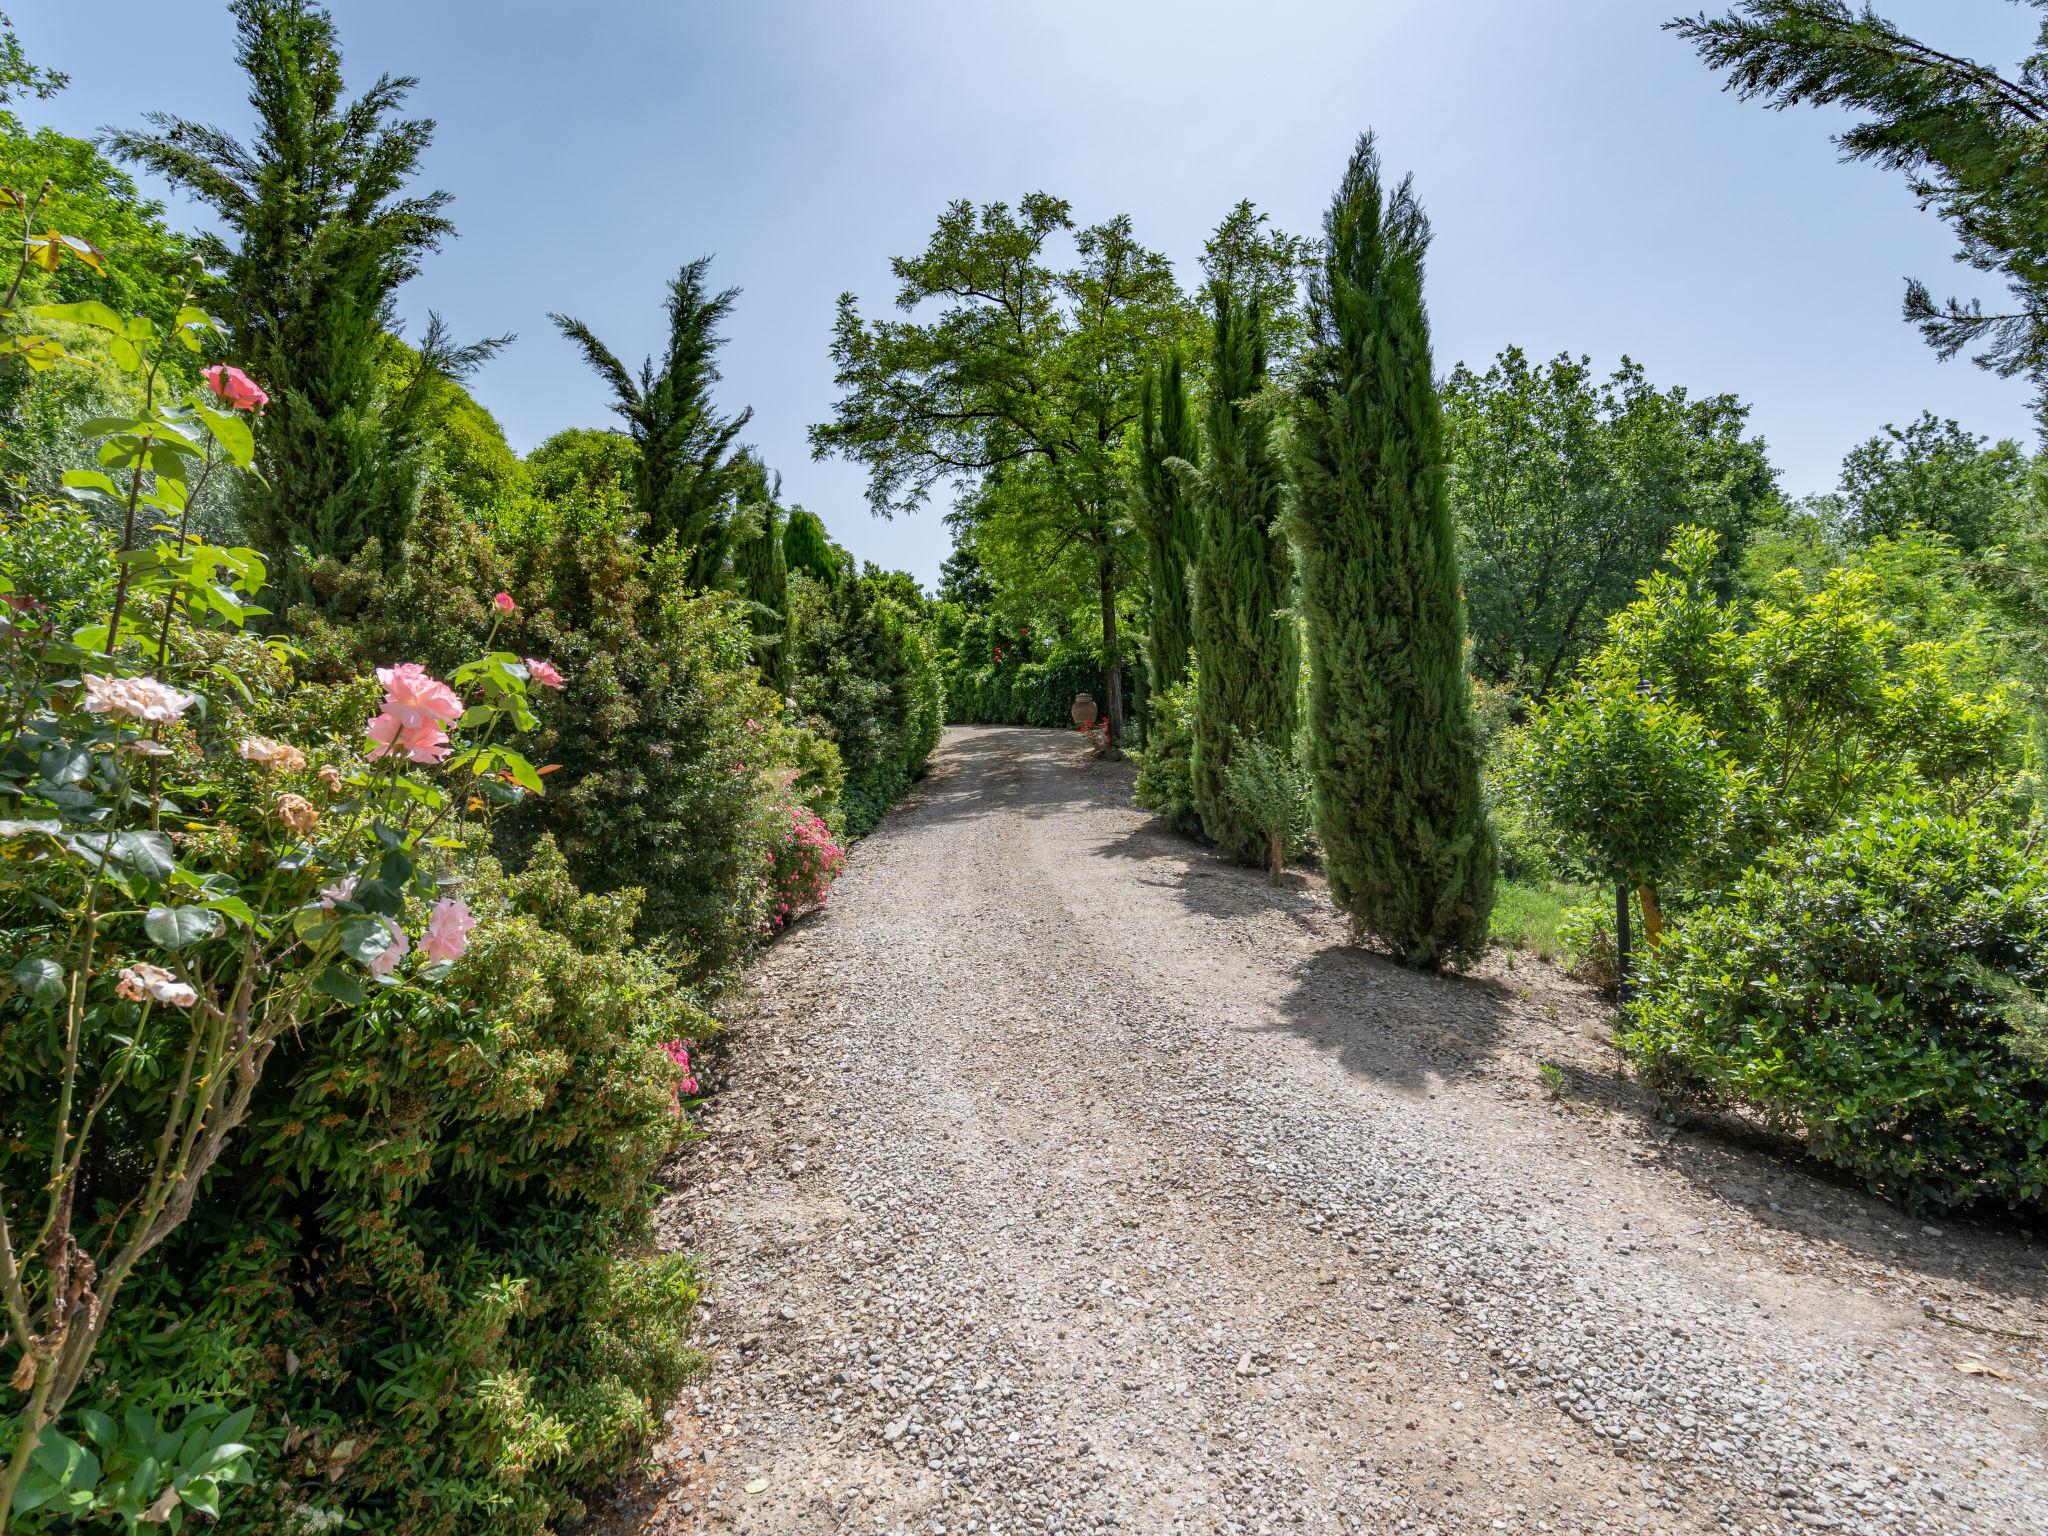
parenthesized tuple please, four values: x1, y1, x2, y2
(1267, 828, 1285, 885)
(1097, 551, 1124, 746)
(1636, 884, 1665, 947)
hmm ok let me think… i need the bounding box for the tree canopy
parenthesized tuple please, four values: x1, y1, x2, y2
(811, 193, 1194, 737)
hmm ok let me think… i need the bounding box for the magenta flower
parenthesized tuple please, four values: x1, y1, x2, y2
(201, 364, 269, 413)
(420, 897, 477, 963)
(525, 657, 565, 691)
(493, 592, 515, 614)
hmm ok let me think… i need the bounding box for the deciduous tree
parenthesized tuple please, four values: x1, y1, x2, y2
(811, 194, 1192, 742)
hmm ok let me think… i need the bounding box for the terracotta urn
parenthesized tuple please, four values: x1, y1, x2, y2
(1070, 693, 1099, 728)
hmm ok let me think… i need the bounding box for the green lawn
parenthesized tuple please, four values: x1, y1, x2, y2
(1490, 878, 1602, 962)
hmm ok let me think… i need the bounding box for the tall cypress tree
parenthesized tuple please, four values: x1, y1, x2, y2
(1187, 282, 1297, 867)
(1133, 351, 1201, 701)
(111, 0, 504, 597)
(730, 455, 793, 693)
(1289, 135, 1494, 967)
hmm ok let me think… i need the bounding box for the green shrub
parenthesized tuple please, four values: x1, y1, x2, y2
(289, 495, 814, 980)
(1222, 733, 1310, 881)
(1134, 672, 1200, 834)
(791, 571, 944, 837)
(103, 840, 707, 1534)
(1622, 802, 2048, 1214)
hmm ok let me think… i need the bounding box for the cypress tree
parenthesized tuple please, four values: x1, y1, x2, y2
(1133, 351, 1201, 701)
(1187, 283, 1297, 867)
(784, 505, 850, 587)
(730, 456, 793, 693)
(1289, 135, 1494, 967)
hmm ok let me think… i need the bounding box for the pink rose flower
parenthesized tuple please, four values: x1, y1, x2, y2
(366, 710, 451, 765)
(420, 897, 477, 963)
(82, 673, 196, 723)
(524, 657, 565, 691)
(368, 917, 410, 977)
(319, 874, 358, 910)
(493, 592, 515, 614)
(375, 662, 462, 728)
(239, 734, 307, 771)
(201, 364, 268, 413)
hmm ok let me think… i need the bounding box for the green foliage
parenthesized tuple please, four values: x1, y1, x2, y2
(1673, 3, 2048, 403)
(1186, 283, 1296, 866)
(1510, 526, 2024, 930)
(288, 495, 795, 978)
(1288, 134, 1495, 968)
(1624, 802, 2048, 1214)
(1506, 676, 1729, 892)
(1488, 880, 1604, 965)
(729, 455, 793, 692)
(783, 505, 852, 587)
(0, 493, 116, 624)
(1443, 346, 1778, 692)
(1132, 351, 1200, 700)
(791, 572, 943, 836)
(1836, 411, 2030, 552)
(1221, 733, 1310, 882)
(813, 191, 1194, 737)
(1133, 671, 1200, 834)
(108, 0, 506, 595)
(10, 1403, 255, 1530)
(549, 257, 754, 588)
(101, 841, 705, 1534)
(523, 427, 637, 515)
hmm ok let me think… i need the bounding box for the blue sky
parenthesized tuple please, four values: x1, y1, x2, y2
(21, 0, 2045, 590)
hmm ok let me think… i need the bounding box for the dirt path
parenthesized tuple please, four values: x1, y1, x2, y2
(607, 726, 2048, 1536)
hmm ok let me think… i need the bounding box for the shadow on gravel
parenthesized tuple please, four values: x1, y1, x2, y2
(1653, 1123, 2048, 1299)
(1262, 946, 1523, 1096)
(904, 727, 1107, 829)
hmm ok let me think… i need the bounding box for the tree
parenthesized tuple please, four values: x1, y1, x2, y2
(525, 426, 637, 514)
(784, 504, 852, 586)
(729, 454, 793, 692)
(1672, 3, 2048, 414)
(811, 193, 1192, 742)
(938, 538, 995, 608)
(1288, 134, 1495, 968)
(1184, 284, 1297, 865)
(551, 255, 754, 587)
(1443, 347, 1778, 693)
(1131, 350, 1200, 697)
(110, 0, 504, 593)
(1200, 200, 1312, 373)
(1837, 410, 2031, 551)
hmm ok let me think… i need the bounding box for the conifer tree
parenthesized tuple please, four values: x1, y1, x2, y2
(784, 505, 851, 587)
(730, 455, 793, 693)
(551, 256, 753, 587)
(111, 0, 505, 596)
(1186, 283, 1297, 867)
(1133, 351, 1200, 701)
(1289, 135, 1494, 967)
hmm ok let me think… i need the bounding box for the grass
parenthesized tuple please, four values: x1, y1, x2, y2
(1490, 878, 1602, 961)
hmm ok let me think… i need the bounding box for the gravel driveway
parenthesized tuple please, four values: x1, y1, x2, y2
(607, 726, 2048, 1536)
